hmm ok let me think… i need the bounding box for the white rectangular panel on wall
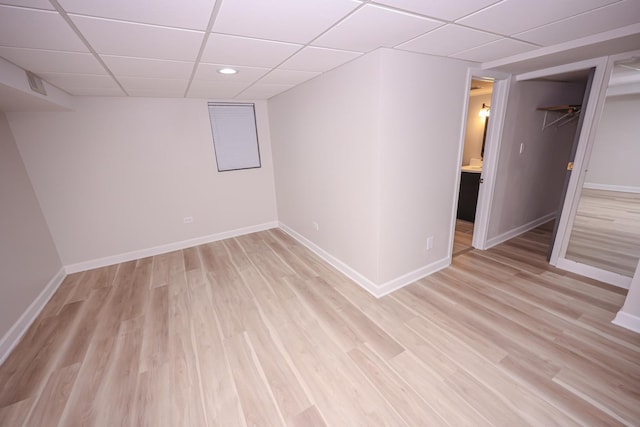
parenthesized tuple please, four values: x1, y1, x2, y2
(208, 102, 261, 171)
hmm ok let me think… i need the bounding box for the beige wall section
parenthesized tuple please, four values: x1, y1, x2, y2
(7, 98, 277, 265)
(488, 80, 586, 239)
(585, 93, 640, 189)
(269, 51, 382, 282)
(269, 48, 471, 287)
(377, 49, 470, 283)
(463, 93, 492, 166)
(0, 112, 62, 340)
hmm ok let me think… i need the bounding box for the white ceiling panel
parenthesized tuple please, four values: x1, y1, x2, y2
(0, 47, 105, 74)
(194, 63, 270, 82)
(235, 83, 294, 100)
(202, 33, 302, 68)
(70, 15, 204, 61)
(57, 0, 215, 31)
(312, 4, 444, 52)
(118, 76, 189, 97)
(102, 56, 193, 79)
(514, 1, 640, 46)
(373, 0, 501, 21)
(0, 5, 87, 52)
(212, 0, 360, 44)
(259, 69, 321, 85)
(451, 38, 538, 62)
(280, 46, 362, 72)
(187, 80, 249, 99)
(457, 0, 621, 35)
(0, 0, 54, 10)
(38, 72, 121, 95)
(398, 24, 501, 56)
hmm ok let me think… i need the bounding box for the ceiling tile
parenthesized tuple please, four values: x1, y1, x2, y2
(0, 5, 87, 52)
(312, 4, 444, 52)
(279, 46, 362, 72)
(457, 0, 621, 35)
(57, 0, 215, 31)
(0, 1, 54, 10)
(212, 0, 360, 44)
(202, 33, 302, 68)
(187, 80, 249, 99)
(117, 76, 189, 97)
(70, 15, 204, 61)
(259, 69, 321, 85)
(0, 47, 105, 74)
(194, 63, 270, 82)
(235, 83, 294, 100)
(102, 56, 193, 79)
(373, 0, 501, 21)
(38, 72, 122, 95)
(397, 24, 501, 56)
(514, 1, 640, 46)
(451, 38, 538, 62)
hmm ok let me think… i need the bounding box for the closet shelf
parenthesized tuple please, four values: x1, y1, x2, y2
(537, 104, 581, 129)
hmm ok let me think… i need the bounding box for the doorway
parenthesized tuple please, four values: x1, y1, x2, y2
(453, 79, 493, 257)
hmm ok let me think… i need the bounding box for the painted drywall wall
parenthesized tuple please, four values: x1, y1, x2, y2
(463, 93, 492, 166)
(0, 112, 62, 342)
(614, 259, 640, 332)
(269, 51, 382, 283)
(377, 49, 470, 283)
(488, 80, 586, 240)
(269, 48, 471, 289)
(7, 98, 277, 266)
(585, 93, 640, 190)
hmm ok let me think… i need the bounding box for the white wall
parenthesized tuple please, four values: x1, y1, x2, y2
(488, 80, 586, 240)
(269, 51, 382, 283)
(269, 48, 471, 292)
(585, 93, 640, 190)
(614, 260, 640, 332)
(0, 112, 62, 344)
(463, 92, 492, 165)
(7, 98, 278, 266)
(377, 49, 470, 284)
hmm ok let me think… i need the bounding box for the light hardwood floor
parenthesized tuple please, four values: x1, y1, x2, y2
(566, 188, 640, 277)
(1, 225, 639, 426)
(453, 219, 474, 258)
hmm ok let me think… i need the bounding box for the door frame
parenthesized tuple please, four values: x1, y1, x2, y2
(515, 57, 611, 267)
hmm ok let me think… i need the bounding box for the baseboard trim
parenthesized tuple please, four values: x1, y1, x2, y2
(583, 183, 640, 194)
(485, 212, 557, 249)
(612, 311, 640, 333)
(278, 222, 450, 298)
(65, 221, 279, 274)
(555, 258, 631, 289)
(0, 267, 66, 365)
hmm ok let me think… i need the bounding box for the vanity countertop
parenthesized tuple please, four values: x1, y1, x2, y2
(461, 165, 482, 173)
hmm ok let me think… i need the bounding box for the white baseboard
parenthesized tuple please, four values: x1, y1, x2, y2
(583, 183, 640, 194)
(612, 310, 640, 333)
(485, 211, 557, 249)
(0, 267, 66, 365)
(555, 258, 631, 289)
(65, 221, 279, 274)
(279, 222, 450, 298)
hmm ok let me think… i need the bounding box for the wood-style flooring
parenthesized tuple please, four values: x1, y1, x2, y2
(566, 188, 640, 277)
(1, 225, 639, 426)
(453, 219, 474, 258)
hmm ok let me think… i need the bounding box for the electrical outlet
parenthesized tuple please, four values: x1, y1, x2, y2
(312, 221, 319, 231)
(426, 236, 434, 250)
(183, 216, 194, 224)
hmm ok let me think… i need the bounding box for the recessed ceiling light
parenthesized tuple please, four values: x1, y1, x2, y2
(218, 67, 238, 75)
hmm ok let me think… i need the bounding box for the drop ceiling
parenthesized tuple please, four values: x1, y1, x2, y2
(0, 0, 639, 100)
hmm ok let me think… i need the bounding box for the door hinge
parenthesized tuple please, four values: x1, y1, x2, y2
(567, 161, 574, 171)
